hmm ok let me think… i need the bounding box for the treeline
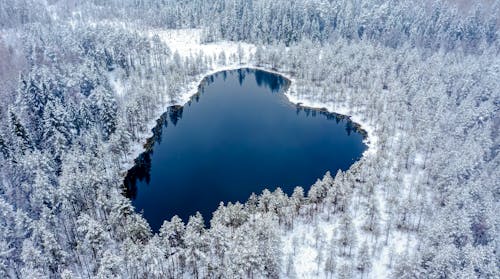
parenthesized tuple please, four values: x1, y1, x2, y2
(4, 1, 499, 53)
(0, 0, 498, 278)
(201, 0, 500, 53)
(44, 0, 500, 53)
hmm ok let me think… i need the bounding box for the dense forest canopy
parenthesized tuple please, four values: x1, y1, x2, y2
(0, 0, 498, 278)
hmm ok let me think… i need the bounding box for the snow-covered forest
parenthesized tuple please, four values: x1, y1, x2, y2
(0, 0, 498, 278)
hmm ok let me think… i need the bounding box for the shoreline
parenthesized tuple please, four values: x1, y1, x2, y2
(120, 64, 377, 181)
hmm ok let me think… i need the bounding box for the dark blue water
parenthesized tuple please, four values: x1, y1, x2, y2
(124, 69, 366, 231)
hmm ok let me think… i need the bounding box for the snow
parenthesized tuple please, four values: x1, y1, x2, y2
(281, 203, 418, 278)
(149, 28, 255, 61)
(0, 29, 21, 48)
(107, 71, 126, 97)
(282, 217, 338, 278)
(414, 153, 425, 166)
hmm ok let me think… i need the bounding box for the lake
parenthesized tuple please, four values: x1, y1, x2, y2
(124, 68, 367, 231)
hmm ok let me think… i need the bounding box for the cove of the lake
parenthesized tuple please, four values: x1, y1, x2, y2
(124, 68, 367, 231)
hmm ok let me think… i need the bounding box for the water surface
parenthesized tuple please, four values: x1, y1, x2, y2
(124, 68, 366, 230)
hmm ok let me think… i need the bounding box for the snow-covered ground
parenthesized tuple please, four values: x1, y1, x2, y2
(107, 70, 127, 97)
(149, 28, 255, 60)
